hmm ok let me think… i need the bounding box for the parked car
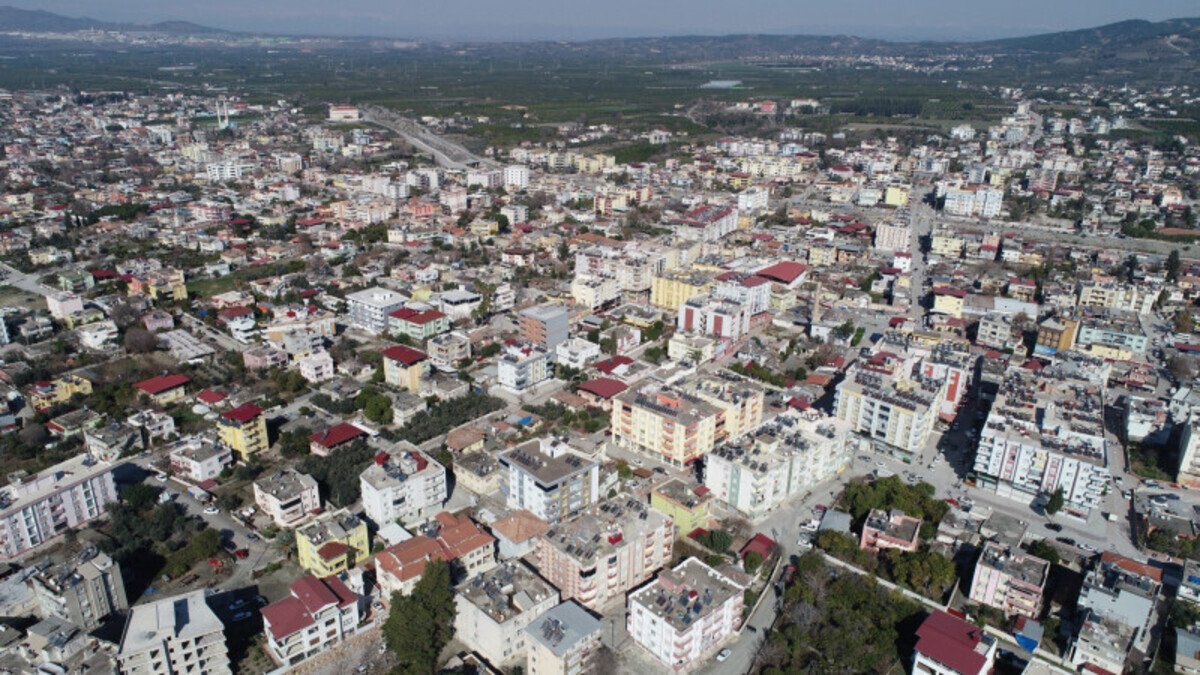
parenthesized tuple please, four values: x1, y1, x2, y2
(716, 648, 732, 662)
(1045, 523, 1063, 532)
(203, 506, 219, 515)
(229, 599, 247, 610)
(232, 611, 253, 621)
(1056, 537, 1076, 546)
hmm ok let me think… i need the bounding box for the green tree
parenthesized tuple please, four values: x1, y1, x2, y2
(744, 551, 765, 574)
(1025, 539, 1060, 565)
(122, 483, 160, 511)
(1177, 308, 1195, 335)
(384, 559, 456, 674)
(1167, 249, 1182, 282)
(1045, 487, 1064, 516)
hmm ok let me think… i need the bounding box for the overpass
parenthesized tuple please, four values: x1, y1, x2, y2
(358, 105, 499, 171)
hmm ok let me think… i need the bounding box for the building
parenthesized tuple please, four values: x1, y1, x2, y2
(943, 187, 1003, 218)
(0, 454, 118, 558)
(874, 222, 911, 253)
(704, 409, 851, 520)
(297, 350, 335, 382)
(216, 403, 269, 462)
(912, 609, 997, 675)
(650, 478, 714, 539)
(261, 574, 361, 668)
(346, 287, 406, 334)
(967, 542, 1049, 619)
(834, 363, 944, 459)
(555, 337, 602, 372)
(498, 343, 553, 394)
(685, 374, 765, 445)
(455, 561, 560, 667)
(382, 344, 429, 393)
(1075, 309, 1149, 356)
(254, 469, 322, 529)
(1033, 317, 1078, 358)
(651, 271, 711, 310)
(360, 449, 448, 526)
(531, 496, 673, 610)
(426, 331, 471, 371)
(375, 511, 497, 598)
(168, 437, 233, 484)
(504, 165, 530, 190)
(30, 550, 127, 631)
(1179, 418, 1200, 488)
(525, 600, 602, 675)
(133, 374, 190, 406)
(520, 305, 571, 353)
(308, 422, 368, 456)
(611, 383, 722, 467)
(499, 437, 600, 524)
(388, 307, 449, 342)
(117, 590, 229, 675)
(83, 422, 144, 462)
(670, 204, 738, 242)
(1070, 610, 1137, 675)
(295, 509, 370, 577)
(1071, 552, 1162, 672)
(29, 375, 93, 412)
(627, 557, 745, 670)
(860, 508, 921, 553)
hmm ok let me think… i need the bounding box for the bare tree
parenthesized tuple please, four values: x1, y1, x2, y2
(123, 327, 159, 354)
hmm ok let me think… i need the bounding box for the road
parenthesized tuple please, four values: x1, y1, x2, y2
(360, 105, 498, 170)
(180, 313, 249, 353)
(0, 261, 56, 296)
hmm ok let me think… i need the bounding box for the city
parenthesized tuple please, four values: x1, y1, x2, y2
(0, 3, 1198, 675)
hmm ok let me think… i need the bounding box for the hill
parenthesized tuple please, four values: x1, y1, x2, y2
(0, 5, 227, 34)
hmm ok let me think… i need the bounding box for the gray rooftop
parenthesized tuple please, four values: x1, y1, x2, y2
(524, 600, 601, 657)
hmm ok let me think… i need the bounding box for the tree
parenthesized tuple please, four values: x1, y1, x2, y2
(1045, 487, 1064, 516)
(1170, 355, 1196, 382)
(384, 559, 456, 674)
(1025, 539, 1060, 565)
(123, 327, 159, 353)
(122, 483, 159, 511)
(1177, 308, 1194, 335)
(1167, 250, 1182, 282)
(744, 551, 765, 574)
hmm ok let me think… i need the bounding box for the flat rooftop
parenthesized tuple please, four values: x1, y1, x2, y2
(458, 561, 557, 624)
(629, 557, 744, 632)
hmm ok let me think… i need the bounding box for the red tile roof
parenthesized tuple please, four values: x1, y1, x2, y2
(382, 344, 428, 366)
(310, 423, 366, 448)
(740, 533, 777, 559)
(578, 377, 628, 400)
(592, 355, 633, 373)
(317, 541, 350, 561)
(262, 575, 356, 641)
(197, 389, 227, 405)
(914, 610, 989, 675)
(134, 374, 190, 396)
(755, 261, 808, 284)
(221, 403, 263, 423)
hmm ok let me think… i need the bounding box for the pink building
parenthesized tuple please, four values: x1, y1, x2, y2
(859, 508, 922, 554)
(968, 542, 1049, 619)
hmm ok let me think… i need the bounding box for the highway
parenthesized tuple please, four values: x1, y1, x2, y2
(359, 105, 499, 171)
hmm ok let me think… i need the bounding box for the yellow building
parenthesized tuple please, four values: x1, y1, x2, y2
(687, 375, 765, 444)
(650, 478, 714, 539)
(611, 384, 721, 466)
(217, 403, 270, 462)
(133, 374, 190, 406)
(382, 344, 428, 393)
(296, 509, 370, 576)
(930, 233, 965, 258)
(932, 288, 966, 318)
(668, 334, 716, 363)
(29, 375, 92, 412)
(650, 271, 711, 310)
(884, 185, 910, 207)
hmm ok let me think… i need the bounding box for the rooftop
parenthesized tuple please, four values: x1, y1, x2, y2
(629, 557, 744, 633)
(458, 561, 557, 624)
(542, 494, 669, 565)
(499, 438, 596, 488)
(524, 600, 601, 657)
(118, 590, 223, 659)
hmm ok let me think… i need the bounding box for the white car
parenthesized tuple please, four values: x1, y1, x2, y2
(716, 648, 732, 662)
(203, 506, 220, 515)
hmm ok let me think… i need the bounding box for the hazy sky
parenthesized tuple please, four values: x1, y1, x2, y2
(9, 0, 1198, 41)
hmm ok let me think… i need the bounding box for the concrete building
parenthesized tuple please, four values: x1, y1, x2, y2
(360, 448, 447, 527)
(0, 454, 118, 558)
(649, 478, 714, 539)
(627, 557, 745, 670)
(874, 221, 911, 253)
(117, 590, 229, 675)
(295, 509, 370, 577)
(29, 550, 127, 631)
(967, 542, 1049, 619)
(427, 331, 472, 371)
(498, 343, 552, 395)
(216, 403, 269, 463)
(1071, 552, 1163, 672)
(382, 344, 429, 393)
(912, 609, 997, 675)
(531, 495, 673, 611)
(499, 437, 599, 525)
(524, 600, 602, 675)
(253, 469, 322, 529)
(454, 561, 560, 667)
(834, 364, 944, 459)
(611, 383, 723, 467)
(555, 337, 602, 372)
(860, 508, 922, 553)
(520, 305, 570, 353)
(346, 287, 406, 334)
(261, 575, 360, 668)
(375, 511, 496, 598)
(168, 437, 233, 484)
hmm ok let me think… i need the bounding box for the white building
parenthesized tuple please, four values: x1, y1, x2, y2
(874, 221, 911, 253)
(455, 561, 560, 667)
(736, 186, 769, 213)
(254, 469, 322, 529)
(360, 449, 448, 526)
(345, 287, 406, 334)
(168, 437, 233, 484)
(504, 165, 531, 190)
(438, 289, 483, 321)
(555, 337, 601, 371)
(524, 600, 603, 675)
(500, 438, 600, 524)
(205, 161, 253, 182)
(297, 350, 335, 382)
(943, 187, 1003, 219)
(0, 454, 118, 558)
(261, 574, 360, 668)
(498, 344, 552, 394)
(627, 558, 745, 670)
(117, 590, 230, 675)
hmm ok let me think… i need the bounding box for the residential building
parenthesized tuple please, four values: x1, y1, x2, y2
(685, 374, 765, 444)
(874, 221, 911, 253)
(1070, 610, 1137, 675)
(610, 383, 723, 467)
(29, 550, 128, 631)
(859, 508, 921, 553)
(0, 454, 118, 558)
(261, 575, 360, 668)
(83, 422, 144, 462)
(360, 448, 448, 526)
(29, 375, 92, 412)
(455, 561, 560, 667)
(943, 186, 1002, 218)
(627, 557, 745, 670)
(133, 374, 191, 406)
(912, 609, 997, 675)
(531, 495, 673, 610)
(650, 271, 711, 310)
(834, 363, 944, 459)
(499, 437, 600, 524)
(254, 469, 322, 529)
(498, 343, 553, 394)
(525, 600, 602, 675)
(116, 590, 229, 675)
(670, 204, 738, 242)
(382, 344, 429, 392)
(520, 305, 571, 353)
(346, 287, 406, 334)
(375, 511, 497, 597)
(297, 349, 335, 382)
(1180, 417, 1200, 489)
(308, 422, 367, 456)
(427, 331, 472, 371)
(1072, 552, 1162, 672)
(295, 509, 370, 577)
(649, 478, 714, 538)
(216, 403, 269, 462)
(1033, 317, 1078, 358)
(555, 337, 602, 372)
(168, 437, 233, 484)
(967, 542, 1049, 619)
(388, 307, 449, 342)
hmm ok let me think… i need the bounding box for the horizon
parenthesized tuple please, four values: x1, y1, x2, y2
(4, 0, 1198, 43)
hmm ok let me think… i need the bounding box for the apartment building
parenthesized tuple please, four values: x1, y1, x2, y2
(555, 337, 602, 371)
(571, 273, 621, 311)
(388, 306, 449, 342)
(117, 590, 230, 675)
(382, 344, 429, 393)
(346, 287, 406, 334)
(30, 550, 128, 631)
(973, 357, 1111, 514)
(520, 305, 570, 353)
(1077, 281, 1153, 314)
(0, 454, 118, 558)
(427, 331, 471, 371)
(650, 478, 714, 538)
(525, 600, 602, 675)
(670, 204, 738, 242)
(650, 271, 711, 310)
(943, 186, 1002, 218)
(1075, 308, 1149, 356)
(834, 364, 944, 459)
(1178, 417, 1200, 488)
(1070, 610, 1137, 675)
(375, 511, 496, 597)
(500, 438, 599, 524)
(455, 561, 560, 667)
(704, 409, 851, 520)
(685, 374, 765, 444)
(975, 313, 1022, 353)
(360, 449, 447, 527)
(261, 575, 360, 668)
(611, 383, 722, 467)
(968, 542, 1049, 619)
(253, 469, 322, 529)
(627, 557, 745, 670)
(216, 403, 269, 462)
(168, 437, 233, 484)
(29, 374, 93, 412)
(859, 509, 922, 553)
(1033, 317, 1078, 358)
(1072, 552, 1163, 673)
(912, 610, 997, 675)
(498, 343, 553, 394)
(677, 296, 751, 341)
(295, 509, 370, 577)
(531, 496, 674, 610)
(874, 221, 911, 252)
